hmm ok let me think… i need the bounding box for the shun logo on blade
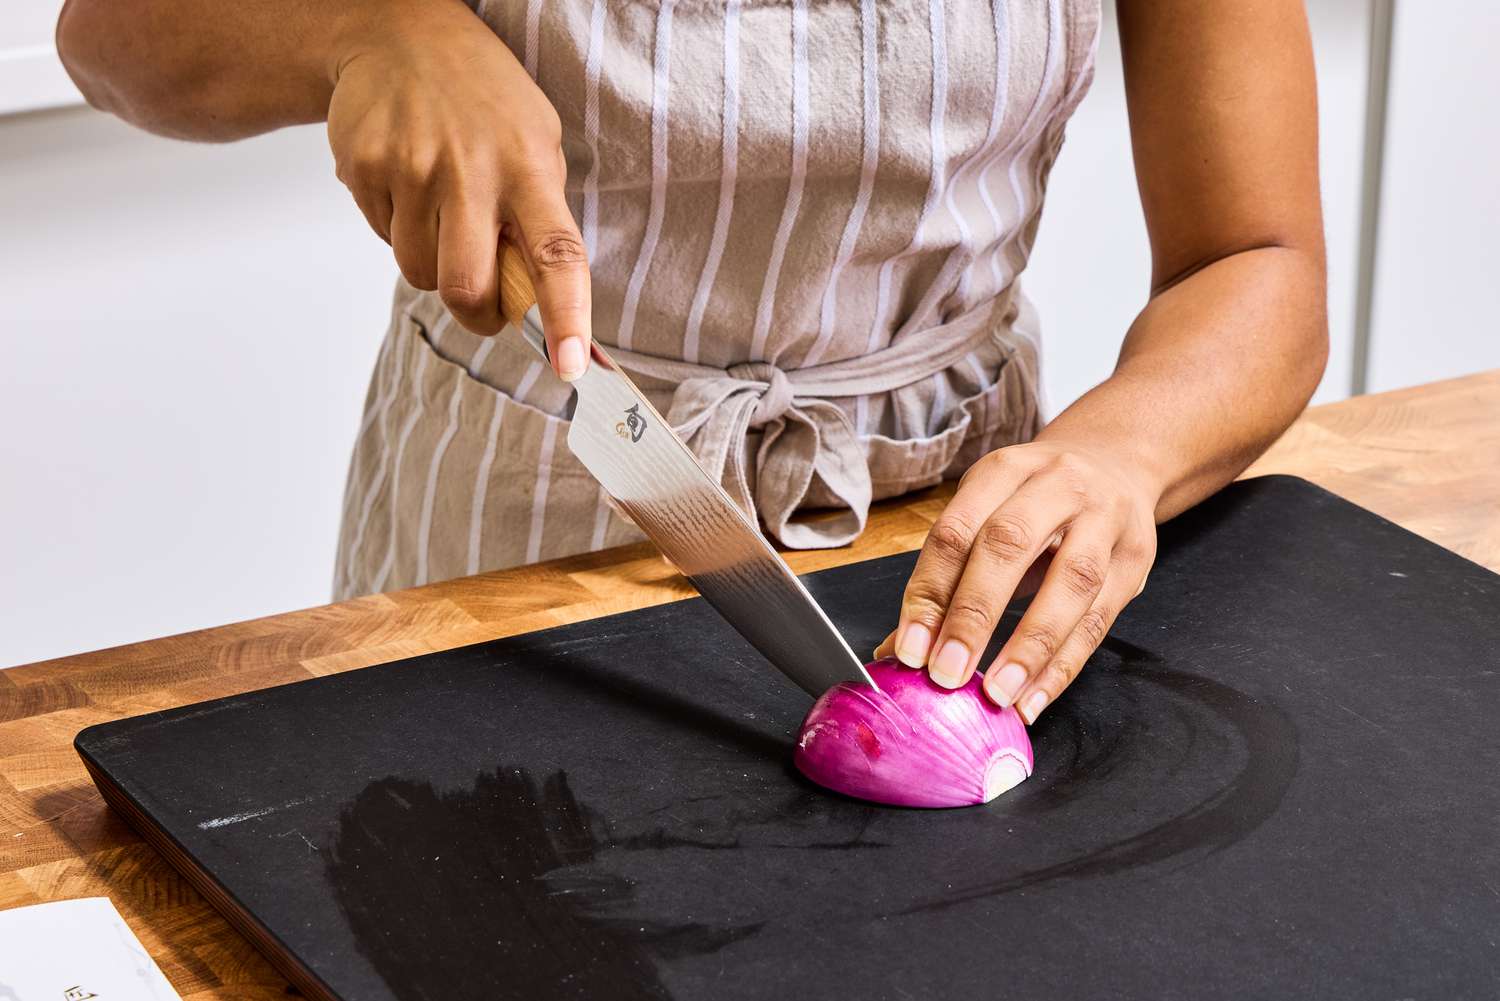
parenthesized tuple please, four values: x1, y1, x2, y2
(615, 404, 646, 443)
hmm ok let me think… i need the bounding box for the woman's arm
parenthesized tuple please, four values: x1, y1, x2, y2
(56, 0, 594, 380)
(56, 0, 370, 141)
(1068, 0, 1328, 518)
(879, 0, 1327, 722)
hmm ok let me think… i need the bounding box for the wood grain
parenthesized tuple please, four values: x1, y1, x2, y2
(498, 243, 538, 329)
(2, 368, 1497, 997)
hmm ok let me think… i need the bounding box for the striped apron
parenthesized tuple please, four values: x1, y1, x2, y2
(334, 0, 1100, 600)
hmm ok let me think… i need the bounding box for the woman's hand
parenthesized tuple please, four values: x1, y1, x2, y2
(875, 436, 1160, 724)
(327, 1, 591, 380)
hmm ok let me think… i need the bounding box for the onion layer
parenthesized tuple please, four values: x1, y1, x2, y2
(794, 657, 1033, 808)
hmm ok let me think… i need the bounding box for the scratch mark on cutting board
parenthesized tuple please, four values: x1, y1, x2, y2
(198, 796, 313, 830)
(1333, 701, 1392, 735)
(276, 828, 319, 852)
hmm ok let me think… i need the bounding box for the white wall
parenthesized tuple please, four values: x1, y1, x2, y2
(1025, 0, 1372, 411)
(0, 0, 80, 115)
(0, 109, 394, 665)
(1365, 3, 1500, 391)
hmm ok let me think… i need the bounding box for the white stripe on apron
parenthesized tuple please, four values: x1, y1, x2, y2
(806, 0, 879, 371)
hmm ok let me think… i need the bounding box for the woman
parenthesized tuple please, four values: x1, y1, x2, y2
(57, 0, 1327, 724)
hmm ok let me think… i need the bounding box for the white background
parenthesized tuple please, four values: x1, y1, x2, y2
(1365, 3, 1500, 390)
(1027, 0, 1375, 410)
(1, 1, 1496, 666)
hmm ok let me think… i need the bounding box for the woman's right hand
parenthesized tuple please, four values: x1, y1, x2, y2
(327, 1, 591, 380)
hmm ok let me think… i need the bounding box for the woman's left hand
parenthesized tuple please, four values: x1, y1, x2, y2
(874, 436, 1161, 724)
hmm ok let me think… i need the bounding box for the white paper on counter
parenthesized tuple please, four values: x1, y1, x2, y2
(0, 897, 179, 1000)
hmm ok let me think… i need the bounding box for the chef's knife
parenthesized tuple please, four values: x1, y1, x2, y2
(495, 246, 875, 696)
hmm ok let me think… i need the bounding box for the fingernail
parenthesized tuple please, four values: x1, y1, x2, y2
(1020, 690, 1050, 725)
(894, 623, 933, 668)
(929, 639, 970, 689)
(556, 337, 586, 381)
(985, 662, 1029, 707)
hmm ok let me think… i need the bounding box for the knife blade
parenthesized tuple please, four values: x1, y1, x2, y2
(496, 246, 875, 696)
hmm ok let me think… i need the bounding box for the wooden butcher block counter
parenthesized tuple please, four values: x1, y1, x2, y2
(2, 368, 1498, 998)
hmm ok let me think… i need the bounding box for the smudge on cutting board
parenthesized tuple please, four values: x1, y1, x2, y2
(325, 768, 761, 1000)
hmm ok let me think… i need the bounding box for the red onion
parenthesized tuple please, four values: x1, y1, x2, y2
(794, 657, 1033, 808)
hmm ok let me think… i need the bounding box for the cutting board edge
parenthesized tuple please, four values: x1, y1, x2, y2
(77, 748, 342, 1001)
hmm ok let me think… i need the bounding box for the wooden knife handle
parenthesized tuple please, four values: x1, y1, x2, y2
(498, 243, 539, 331)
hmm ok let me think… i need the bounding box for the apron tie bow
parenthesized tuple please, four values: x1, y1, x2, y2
(602, 291, 1018, 549)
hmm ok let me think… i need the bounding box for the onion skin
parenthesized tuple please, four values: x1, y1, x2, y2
(794, 658, 1034, 808)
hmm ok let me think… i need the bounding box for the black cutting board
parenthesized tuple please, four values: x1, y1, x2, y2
(77, 476, 1500, 1000)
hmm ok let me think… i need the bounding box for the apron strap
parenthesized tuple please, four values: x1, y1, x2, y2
(607, 287, 1012, 399)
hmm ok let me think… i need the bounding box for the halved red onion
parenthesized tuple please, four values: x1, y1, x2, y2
(794, 657, 1033, 808)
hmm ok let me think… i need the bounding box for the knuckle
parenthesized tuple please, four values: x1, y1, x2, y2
(439, 276, 490, 317)
(394, 149, 436, 188)
(1115, 535, 1157, 567)
(1048, 455, 1091, 498)
(959, 447, 1014, 487)
(1017, 623, 1063, 662)
(925, 516, 977, 565)
(529, 108, 564, 148)
(1140, 533, 1159, 561)
(529, 231, 589, 272)
(335, 140, 382, 181)
(338, 162, 373, 193)
(506, 133, 563, 181)
(979, 448, 1013, 472)
(1058, 552, 1107, 598)
(977, 514, 1034, 563)
(945, 595, 998, 633)
(1050, 451, 1087, 476)
(1075, 607, 1111, 650)
(519, 132, 562, 166)
(901, 582, 950, 626)
(1108, 489, 1138, 520)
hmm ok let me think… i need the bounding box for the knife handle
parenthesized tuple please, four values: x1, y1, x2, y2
(495, 242, 554, 364)
(498, 243, 539, 331)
